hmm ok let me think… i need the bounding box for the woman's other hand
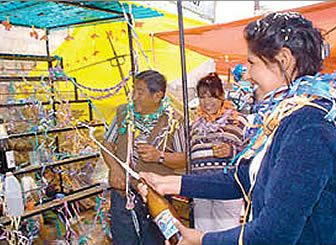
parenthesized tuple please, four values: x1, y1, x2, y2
(174, 219, 204, 245)
(213, 142, 232, 158)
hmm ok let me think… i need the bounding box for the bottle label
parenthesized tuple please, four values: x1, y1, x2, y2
(154, 209, 179, 240)
(6, 151, 15, 169)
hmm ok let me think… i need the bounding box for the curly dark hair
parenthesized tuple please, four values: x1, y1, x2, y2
(244, 12, 324, 80)
(196, 72, 224, 99)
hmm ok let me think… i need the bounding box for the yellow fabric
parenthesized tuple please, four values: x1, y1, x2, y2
(45, 8, 210, 124)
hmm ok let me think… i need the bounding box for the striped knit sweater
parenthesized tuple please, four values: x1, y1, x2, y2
(191, 106, 248, 174)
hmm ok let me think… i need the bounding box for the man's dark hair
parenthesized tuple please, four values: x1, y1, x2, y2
(135, 70, 166, 98)
(244, 12, 324, 80)
(197, 72, 224, 100)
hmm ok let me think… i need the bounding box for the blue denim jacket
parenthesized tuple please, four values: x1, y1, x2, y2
(181, 102, 336, 245)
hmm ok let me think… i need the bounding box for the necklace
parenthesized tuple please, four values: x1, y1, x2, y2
(119, 97, 180, 143)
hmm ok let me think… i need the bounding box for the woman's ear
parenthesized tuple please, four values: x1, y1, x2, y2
(275, 47, 296, 74)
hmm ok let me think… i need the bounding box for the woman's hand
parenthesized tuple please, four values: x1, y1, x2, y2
(213, 142, 232, 158)
(137, 172, 182, 201)
(137, 144, 161, 163)
(174, 220, 204, 245)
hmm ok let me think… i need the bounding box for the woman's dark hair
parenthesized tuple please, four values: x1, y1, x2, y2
(244, 12, 324, 80)
(196, 72, 224, 99)
(135, 70, 166, 97)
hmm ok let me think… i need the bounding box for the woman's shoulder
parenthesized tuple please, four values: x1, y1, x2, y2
(277, 99, 336, 147)
(286, 99, 335, 127)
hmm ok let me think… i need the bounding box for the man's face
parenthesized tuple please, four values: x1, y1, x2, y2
(132, 79, 159, 115)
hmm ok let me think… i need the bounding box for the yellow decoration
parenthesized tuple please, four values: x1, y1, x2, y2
(46, 10, 211, 124)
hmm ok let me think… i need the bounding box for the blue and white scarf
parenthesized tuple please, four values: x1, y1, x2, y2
(228, 72, 336, 172)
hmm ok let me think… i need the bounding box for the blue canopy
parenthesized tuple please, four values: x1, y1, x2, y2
(0, 1, 163, 30)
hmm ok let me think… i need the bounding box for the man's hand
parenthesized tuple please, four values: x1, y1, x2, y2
(213, 142, 232, 158)
(101, 139, 126, 190)
(137, 144, 161, 163)
(174, 220, 204, 245)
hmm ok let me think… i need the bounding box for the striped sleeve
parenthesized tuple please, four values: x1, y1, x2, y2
(228, 113, 249, 156)
(172, 121, 186, 152)
(234, 114, 249, 145)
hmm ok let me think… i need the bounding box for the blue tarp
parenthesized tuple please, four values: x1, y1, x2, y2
(0, 1, 163, 30)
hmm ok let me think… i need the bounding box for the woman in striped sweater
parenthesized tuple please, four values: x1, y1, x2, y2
(191, 72, 248, 232)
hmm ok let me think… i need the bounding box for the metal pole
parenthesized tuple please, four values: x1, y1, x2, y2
(127, 14, 136, 81)
(177, 1, 192, 174)
(45, 29, 51, 66)
(227, 68, 231, 90)
(254, 0, 260, 14)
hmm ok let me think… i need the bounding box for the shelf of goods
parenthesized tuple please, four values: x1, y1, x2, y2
(0, 53, 107, 227)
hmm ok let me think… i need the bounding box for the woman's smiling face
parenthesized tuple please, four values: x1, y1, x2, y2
(245, 49, 286, 101)
(198, 90, 223, 115)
